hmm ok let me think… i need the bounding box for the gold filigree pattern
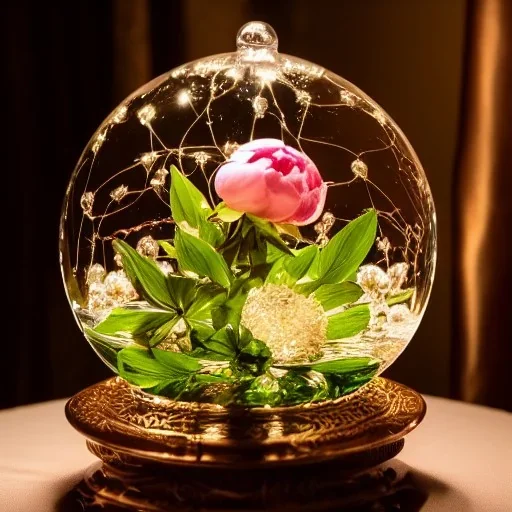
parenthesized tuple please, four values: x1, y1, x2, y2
(66, 377, 425, 467)
(70, 446, 425, 511)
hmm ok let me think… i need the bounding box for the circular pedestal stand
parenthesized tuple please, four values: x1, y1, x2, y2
(64, 377, 426, 511)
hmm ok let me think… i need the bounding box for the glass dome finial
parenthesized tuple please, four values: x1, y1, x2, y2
(236, 21, 278, 62)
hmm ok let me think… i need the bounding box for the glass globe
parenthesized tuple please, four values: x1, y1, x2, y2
(60, 22, 436, 407)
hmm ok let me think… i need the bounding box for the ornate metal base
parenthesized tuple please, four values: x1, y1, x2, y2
(64, 377, 426, 511)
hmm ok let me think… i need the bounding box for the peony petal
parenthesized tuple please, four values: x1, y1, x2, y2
(228, 140, 284, 164)
(216, 139, 326, 225)
(283, 166, 308, 194)
(258, 169, 302, 222)
(284, 183, 328, 226)
(304, 161, 323, 189)
(271, 151, 299, 175)
(284, 145, 307, 160)
(229, 149, 255, 163)
(247, 146, 280, 162)
(215, 160, 272, 213)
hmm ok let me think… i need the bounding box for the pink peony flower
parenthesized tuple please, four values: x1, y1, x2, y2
(214, 139, 327, 225)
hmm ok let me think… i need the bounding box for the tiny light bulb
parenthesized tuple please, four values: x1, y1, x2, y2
(177, 90, 190, 106)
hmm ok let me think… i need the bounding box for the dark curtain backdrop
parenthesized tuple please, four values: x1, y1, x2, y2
(8, 0, 185, 409)
(7, 0, 510, 411)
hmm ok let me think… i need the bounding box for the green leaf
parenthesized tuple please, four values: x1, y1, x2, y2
(242, 374, 282, 407)
(117, 345, 201, 388)
(175, 228, 233, 288)
(240, 356, 380, 406)
(319, 209, 377, 284)
(322, 287, 413, 341)
(186, 284, 228, 340)
(95, 307, 175, 337)
(189, 347, 231, 361)
(93, 305, 182, 349)
(159, 240, 177, 259)
(169, 168, 227, 246)
(276, 224, 303, 240)
(236, 325, 272, 372)
(234, 225, 269, 269)
(320, 361, 379, 397)
(314, 282, 363, 312)
(201, 326, 238, 358)
(240, 338, 271, 360)
(152, 377, 194, 398)
(309, 357, 379, 374)
(148, 315, 182, 347)
(284, 245, 318, 280)
(250, 234, 268, 267)
(266, 243, 285, 264)
(387, 288, 414, 306)
(170, 165, 212, 230)
(198, 220, 226, 248)
(265, 256, 291, 285)
(294, 279, 322, 296)
(210, 202, 244, 222)
(275, 372, 330, 405)
(84, 327, 125, 371)
(326, 304, 371, 339)
(152, 348, 202, 373)
(246, 215, 293, 255)
(113, 239, 176, 310)
(167, 275, 197, 311)
(211, 276, 255, 331)
(117, 346, 169, 388)
(186, 284, 227, 318)
(306, 250, 321, 280)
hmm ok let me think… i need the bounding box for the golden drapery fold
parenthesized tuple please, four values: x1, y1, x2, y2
(454, 0, 512, 410)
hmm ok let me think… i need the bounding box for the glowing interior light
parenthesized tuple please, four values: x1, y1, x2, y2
(177, 90, 190, 106)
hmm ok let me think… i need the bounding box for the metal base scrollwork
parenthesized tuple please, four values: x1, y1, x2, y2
(64, 377, 426, 511)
